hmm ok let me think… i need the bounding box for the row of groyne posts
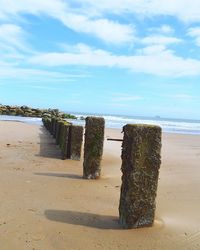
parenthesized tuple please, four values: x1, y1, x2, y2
(42, 116, 162, 229)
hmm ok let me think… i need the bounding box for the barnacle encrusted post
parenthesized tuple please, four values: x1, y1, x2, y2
(42, 117, 51, 132)
(56, 120, 63, 145)
(59, 122, 71, 160)
(47, 118, 51, 132)
(52, 118, 57, 138)
(119, 124, 162, 229)
(50, 117, 55, 135)
(42, 117, 47, 129)
(83, 117, 105, 179)
(69, 125, 83, 160)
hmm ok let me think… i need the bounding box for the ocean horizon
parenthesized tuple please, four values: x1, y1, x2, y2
(1, 113, 200, 135)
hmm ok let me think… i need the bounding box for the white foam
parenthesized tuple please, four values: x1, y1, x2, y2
(0, 115, 42, 125)
(73, 113, 200, 135)
(2, 114, 200, 135)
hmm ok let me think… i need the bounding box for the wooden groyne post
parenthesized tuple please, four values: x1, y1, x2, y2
(50, 117, 55, 135)
(69, 125, 83, 160)
(119, 124, 162, 229)
(52, 117, 58, 138)
(42, 117, 51, 132)
(55, 120, 63, 145)
(59, 121, 71, 160)
(42, 117, 83, 161)
(83, 117, 105, 179)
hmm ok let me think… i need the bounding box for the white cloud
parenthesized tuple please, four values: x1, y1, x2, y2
(1, 0, 200, 48)
(29, 44, 115, 67)
(0, 24, 28, 52)
(59, 13, 134, 44)
(29, 43, 200, 77)
(138, 45, 166, 55)
(70, 0, 200, 23)
(0, 1, 199, 80)
(0, 0, 66, 19)
(159, 25, 174, 34)
(188, 27, 200, 46)
(0, 0, 135, 45)
(142, 35, 182, 45)
(0, 65, 86, 82)
(188, 27, 200, 37)
(150, 25, 174, 34)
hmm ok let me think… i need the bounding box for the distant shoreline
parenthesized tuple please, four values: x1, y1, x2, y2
(0, 115, 200, 135)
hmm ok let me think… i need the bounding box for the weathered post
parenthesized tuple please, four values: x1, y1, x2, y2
(59, 122, 71, 160)
(42, 117, 51, 132)
(83, 117, 105, 179)
(69, 125, 83, 160)
(119, 124, 162, 229)
(58, 121, 65, 147)
(52, 118, 57, 138)
(50, 117, 56, 136)
(42, 117, 47, 128)
(47, 118, 51, 132)
(56, 120, 63, 145)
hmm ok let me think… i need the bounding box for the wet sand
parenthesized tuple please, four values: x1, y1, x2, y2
(0, 121, 200, 250)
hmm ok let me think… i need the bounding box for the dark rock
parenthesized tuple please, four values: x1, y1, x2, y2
(0, 104, 77, 120)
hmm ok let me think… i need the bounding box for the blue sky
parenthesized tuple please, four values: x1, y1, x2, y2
(0, 0, 200, 119)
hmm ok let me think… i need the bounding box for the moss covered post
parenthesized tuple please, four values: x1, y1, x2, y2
(58, 121, 65, 146)
(50, 117, 55, 135)
(42, 117, 51, 132)
(56, 120, 63, 145)
(47, 118, 52, 132)
(83, 117, 105, 179)
(119, 124, 162, 229)
(59, 122, 71, 160)
(69, 125, 83, 160)
(52, 118, 57, 138)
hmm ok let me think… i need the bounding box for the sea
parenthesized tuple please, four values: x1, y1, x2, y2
(0, 113, 200, 135)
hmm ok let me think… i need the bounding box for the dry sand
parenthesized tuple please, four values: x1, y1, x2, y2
(0, 121, 200, 250)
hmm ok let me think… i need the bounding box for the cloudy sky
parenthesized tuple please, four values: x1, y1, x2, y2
(0, 0, 200, 119)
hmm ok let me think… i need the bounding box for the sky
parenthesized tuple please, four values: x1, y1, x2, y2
(0, 0, 200, 119)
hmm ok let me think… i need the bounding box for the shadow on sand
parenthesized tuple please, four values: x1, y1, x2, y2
(45, 209, 120, 230)
(36, 126, 62, 159)
(35, 172, 82, 180)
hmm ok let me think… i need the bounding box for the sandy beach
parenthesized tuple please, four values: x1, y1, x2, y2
(0, 121, 200, 250)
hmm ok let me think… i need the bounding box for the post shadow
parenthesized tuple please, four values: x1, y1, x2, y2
(45, 210, 120, 230)
(35, 172, 82, 179)
(36, 126, 62, 159)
